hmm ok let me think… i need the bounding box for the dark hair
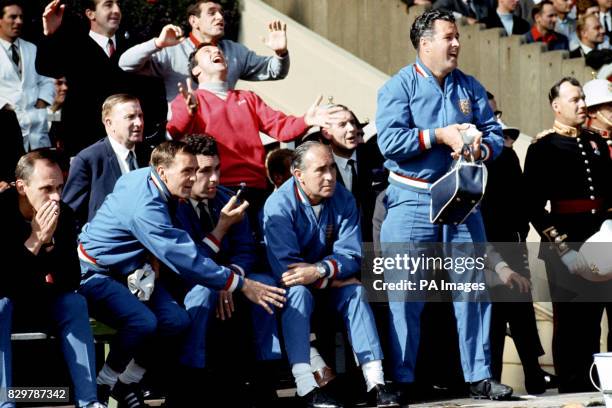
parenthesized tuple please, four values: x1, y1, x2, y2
(188, 42, 216, 83)
(548, 76, 582, 104)
(184, 134, 218, 157)
(15, 149, 60, 183)
(186, 1, 219, 20)
(82, 0, 98, 13)
(291, 141, 331, 172)
(0, 0, 23, 18)
(410, 9, 455, 50)
(266, 148, 293, 182)
(532, 0, 554, 21)
(150, 140, 197, 168)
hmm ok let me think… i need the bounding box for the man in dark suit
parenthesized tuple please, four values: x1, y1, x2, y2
(0, 105, 24, 191)
(569, 13, 605, 59)
(481, 0, 530, 34)
(318, 106, 385, 243)
(0, 149, 104, 408)
(62, 94, 150, 229)
(35, 0, 165, 157)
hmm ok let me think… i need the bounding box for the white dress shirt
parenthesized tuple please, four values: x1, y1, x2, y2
(108, 136, 136, 175)
(333, 151, 357, 193)
(89, 31, 117, 57)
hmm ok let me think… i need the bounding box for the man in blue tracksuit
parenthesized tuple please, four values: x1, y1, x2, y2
(263, 141, 399, 408)
(172, 135, 281, 406)
(376, 9, 512, 400)
(77, 141, 285, 406)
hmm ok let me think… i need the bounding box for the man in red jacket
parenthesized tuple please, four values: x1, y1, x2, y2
(167, 42, 343, 220)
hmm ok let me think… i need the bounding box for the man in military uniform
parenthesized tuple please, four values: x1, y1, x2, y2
(584, 78, 612, 157)
(524, 77, 612, 393)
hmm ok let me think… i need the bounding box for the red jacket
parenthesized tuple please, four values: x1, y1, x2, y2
(168, 89, 308, 189)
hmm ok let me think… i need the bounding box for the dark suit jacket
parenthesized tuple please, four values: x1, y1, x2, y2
(0, 108, 24, 183)
(35, 27, 166, 157)
(432, 0, 493, 20)
(0, 189, 80, 299)
(335, 143, 387, 242)
(569, 46, 587, 59)
(62, 137, 151, 229)
(480, 11, 530, 35)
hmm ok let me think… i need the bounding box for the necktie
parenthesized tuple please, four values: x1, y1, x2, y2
(107, 38, 115, 57)
(197, 201, 214, 233)
(347, 159, 359, 197)
(127, 151, 137, 171)
(10, 43, 19, 66)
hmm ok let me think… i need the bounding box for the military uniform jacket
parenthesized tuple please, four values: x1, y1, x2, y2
(376, 57, 503, 190)
(262, 178, 362, 288)
(78, 167, 243, 292)
(524, 126, 612, 244)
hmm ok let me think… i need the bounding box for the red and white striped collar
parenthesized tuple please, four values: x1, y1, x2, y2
(414, 61, 430, 78)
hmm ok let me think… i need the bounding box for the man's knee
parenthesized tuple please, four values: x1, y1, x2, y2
(157, 308, 191, 335)
(286, 285, 314, 309)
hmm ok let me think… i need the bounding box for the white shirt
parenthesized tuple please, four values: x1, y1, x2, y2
(189, 198, 210, 219)
(497, 12, 514, 36)
(333, 151, 357, 193)
(108, 136, 136, 175)
(89, 31, 117, 57)
(0, 37, 21, 75)
(578, 41, 596, 56)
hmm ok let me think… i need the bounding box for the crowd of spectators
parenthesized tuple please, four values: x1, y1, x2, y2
(1, 0, 612, 408)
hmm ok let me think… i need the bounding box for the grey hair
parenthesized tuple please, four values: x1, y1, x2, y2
(291, 141, 331, 172)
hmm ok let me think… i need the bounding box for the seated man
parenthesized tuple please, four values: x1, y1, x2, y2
(167, 42, 342, 219)
(0, 150, 103, 408)
(171, 135, 282, 405)
(77, 140, 285, 407)
(262, 141, 399, 408)
(525, 1, 570, 50)
(63, 94, 150, 229)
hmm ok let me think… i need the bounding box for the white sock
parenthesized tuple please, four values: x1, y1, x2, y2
(292, 363, 318, 396)
(361, 359, 385, 392)
(96, 363, 120, 388)
(118, 359, 147, 384)
(310, 347, 327, 372)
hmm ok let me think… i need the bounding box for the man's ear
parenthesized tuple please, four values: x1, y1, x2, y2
(191, 65, 202, 79)
(551, 100, 559, 113)
(15, 179, 25, 195)
(292, 168, 302, 183)
(320, 128, 332, 141)
(156, 166, 167, 182)
(188, 14, 198, 30)
(85, 8, 96, 22)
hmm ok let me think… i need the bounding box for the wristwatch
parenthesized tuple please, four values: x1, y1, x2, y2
(315, 262, 327, 278)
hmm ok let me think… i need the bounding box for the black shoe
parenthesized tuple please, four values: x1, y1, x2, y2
(469, 378, 513, 400)
(96, 383, 111, 405)
(301, 387, 344, 408)
(111, 380, 147, 408)
(525, 370, 558, 394)
(369, 384, 400, 408)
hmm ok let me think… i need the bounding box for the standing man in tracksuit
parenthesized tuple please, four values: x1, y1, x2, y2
(375, 8, 512, 401)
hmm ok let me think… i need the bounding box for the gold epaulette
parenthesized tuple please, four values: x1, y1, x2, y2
(534, 128, 555, 141)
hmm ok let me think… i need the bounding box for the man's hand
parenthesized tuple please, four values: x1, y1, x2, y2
(42, 0, 65, 36)
(154, 24, 184, 49)
(262, 20, 288, 57)
(465, 16, 478, 25)
(216, 290, 234, 320)
(241, 278, 286, 314)
(303, 95, 345, 128)
(177, 78, 198, 116)
(25, 200, 59, 255)
(35, 99, 50, 109)
(281, 262, 321, 287)
(497, 266, 531, 293)
(211, 195, 249, 242)
(0, 181, 10, 193)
